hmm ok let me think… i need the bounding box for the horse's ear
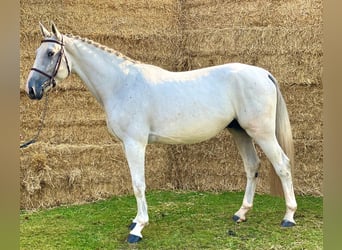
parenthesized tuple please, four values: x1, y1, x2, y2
(39, 22, 51, 37)
(51, 21, 62, 41)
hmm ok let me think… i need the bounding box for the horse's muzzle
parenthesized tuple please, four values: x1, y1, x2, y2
(26, 80, 44, 100)
(27, 86, 44, 100)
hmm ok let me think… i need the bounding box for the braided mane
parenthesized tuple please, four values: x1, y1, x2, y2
(65, 34, 140, 64)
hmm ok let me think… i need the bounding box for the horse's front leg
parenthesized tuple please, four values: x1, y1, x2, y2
(123, 139, 148, 243)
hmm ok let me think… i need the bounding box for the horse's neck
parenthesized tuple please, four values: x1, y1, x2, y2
(66, 36, 134, 106)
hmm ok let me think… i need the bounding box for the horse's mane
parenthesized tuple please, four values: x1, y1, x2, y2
(65, 34, 140, 64)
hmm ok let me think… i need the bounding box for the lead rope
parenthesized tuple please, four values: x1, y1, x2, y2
(20, 93, 49, 149)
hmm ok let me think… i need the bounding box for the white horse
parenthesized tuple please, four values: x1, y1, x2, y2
(25, 23, 297, 243)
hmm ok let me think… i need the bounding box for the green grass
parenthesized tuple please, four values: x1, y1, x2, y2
(20, 191, 322, 249)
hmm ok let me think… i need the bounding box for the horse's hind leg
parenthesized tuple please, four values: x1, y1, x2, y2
(228, 121, 260, 223)
(252, 134, 297, 226)
(235, 114, 297, 226)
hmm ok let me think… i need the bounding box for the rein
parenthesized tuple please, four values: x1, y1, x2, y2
(20, 93, 49, 148)
(30, 38, 71, 90)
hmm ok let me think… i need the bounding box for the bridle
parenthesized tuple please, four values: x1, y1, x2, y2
(30, 37, 71, 90)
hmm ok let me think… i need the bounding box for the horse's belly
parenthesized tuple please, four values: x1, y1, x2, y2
(148, 132, 220, 144)
(148, 119, 229, 144)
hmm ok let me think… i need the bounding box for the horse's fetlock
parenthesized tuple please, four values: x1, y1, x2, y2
(240, 201, 253, 212)
(243, 203, 253, 210)
(287, 204, 297, 212)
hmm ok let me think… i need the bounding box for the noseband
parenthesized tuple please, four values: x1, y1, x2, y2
(30, 37, 71, 90)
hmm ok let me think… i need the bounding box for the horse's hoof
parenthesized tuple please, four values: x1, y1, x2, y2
(232, 215, 240, 222)
(232, 215, 246, 223)
(127, 234, 142, 243)
(128, 222, 137, 231)
(281, 219, 296, 227)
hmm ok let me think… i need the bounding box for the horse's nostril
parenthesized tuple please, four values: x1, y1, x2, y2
(28, 87, 36, 99)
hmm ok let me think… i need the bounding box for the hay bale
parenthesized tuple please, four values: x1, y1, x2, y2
(20, 142, 172, 209)
(20, 89, 112, 145)
(182, 27, 322, 84)
(20, 0, 180, 36)
(285, 85, 323, 141)
(183, 27, 321, 56)
(184, 0, 322, 29)
(180, 0, 323, 85)
(166, 133, 322, 197)
(166, 131, 245, 191)
(293, 139, 322, 196)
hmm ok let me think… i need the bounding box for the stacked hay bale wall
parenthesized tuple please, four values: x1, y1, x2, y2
(20, 0, 322, 210)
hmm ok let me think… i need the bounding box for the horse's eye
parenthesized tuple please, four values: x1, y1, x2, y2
(47, 51, 54, 57)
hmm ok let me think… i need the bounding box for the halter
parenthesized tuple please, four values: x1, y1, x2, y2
(30, 37, 71, 90)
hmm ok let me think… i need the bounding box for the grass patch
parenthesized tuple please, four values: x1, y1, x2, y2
(20, 191, 322, 249)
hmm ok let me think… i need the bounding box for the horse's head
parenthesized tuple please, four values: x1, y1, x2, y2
(25, 22, 71, 100)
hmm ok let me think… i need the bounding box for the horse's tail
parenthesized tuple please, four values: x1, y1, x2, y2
(269, 74, 294, 196)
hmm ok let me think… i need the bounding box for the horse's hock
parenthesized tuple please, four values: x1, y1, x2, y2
(20, 0, 322, 209)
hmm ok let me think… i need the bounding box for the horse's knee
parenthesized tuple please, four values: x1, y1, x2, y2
(246, 171, 259, 180)
(244, 160, 260, 179)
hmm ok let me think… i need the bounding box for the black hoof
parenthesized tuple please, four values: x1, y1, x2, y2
(281, 219, 296, 227)
(232, 215, 240, 222)
(232, 214, 242, 223)
(128, 222, 137, 231)
(232, 215, 246, 223)
(127, 234, 142, 243)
